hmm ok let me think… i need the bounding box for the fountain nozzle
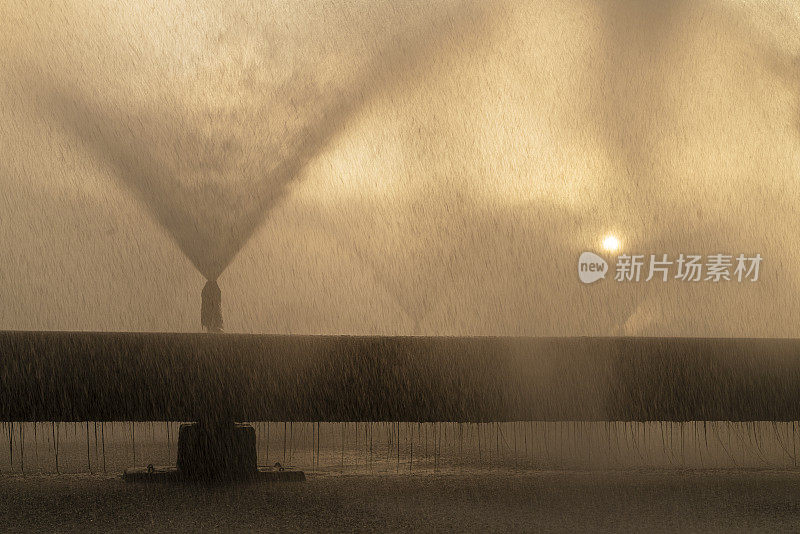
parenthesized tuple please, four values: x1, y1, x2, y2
(201, 280, 223, 333)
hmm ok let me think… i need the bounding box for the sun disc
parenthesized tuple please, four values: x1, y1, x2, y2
(602, 234, 621, 253)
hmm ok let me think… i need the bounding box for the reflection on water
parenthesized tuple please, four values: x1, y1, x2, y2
(2, 421, 799, 475)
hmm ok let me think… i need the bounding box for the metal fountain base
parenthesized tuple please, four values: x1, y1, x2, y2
(122, 466, 306, 483)
(123, 422, 305, 483)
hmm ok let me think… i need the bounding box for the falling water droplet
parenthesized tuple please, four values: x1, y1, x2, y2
(19, 423, 24, 475)
(85, 422, 91, 473)
(33, 423, 39, 470)
(101, 422, 106, 474)
(9, 421, 14, 470)
(52, 422, 59, 474)
(94, 422, 99, 467)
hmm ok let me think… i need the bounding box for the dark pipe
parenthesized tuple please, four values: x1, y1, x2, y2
(2, 332, 800, 422)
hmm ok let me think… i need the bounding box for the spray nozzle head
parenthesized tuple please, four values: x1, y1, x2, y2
(201, 280, 223, 333)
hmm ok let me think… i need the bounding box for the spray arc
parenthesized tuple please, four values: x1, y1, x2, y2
(29, 2, 492, 338)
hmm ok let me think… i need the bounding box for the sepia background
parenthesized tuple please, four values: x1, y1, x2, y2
(1, 0, 799, 337)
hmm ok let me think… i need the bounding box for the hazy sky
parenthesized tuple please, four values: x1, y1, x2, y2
(1, 0, 799, 336)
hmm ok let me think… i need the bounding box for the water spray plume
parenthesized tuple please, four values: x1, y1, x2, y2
(23, 1, 494, 330)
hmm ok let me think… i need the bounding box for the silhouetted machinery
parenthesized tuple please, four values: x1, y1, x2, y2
(124, 421, 303, 482)
(136, 282, 304, 481)
(186, 281, 293, 481)
(176, 422, 256, 479)
(3, 332, 800, 481)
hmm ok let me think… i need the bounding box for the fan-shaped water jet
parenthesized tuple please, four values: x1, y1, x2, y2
(23, 1, 496, 342)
